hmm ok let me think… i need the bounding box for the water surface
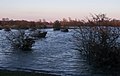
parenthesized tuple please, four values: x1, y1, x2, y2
(0, 29, 119, 76)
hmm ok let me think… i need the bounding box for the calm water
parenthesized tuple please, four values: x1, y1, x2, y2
(0, 29, 119, 76)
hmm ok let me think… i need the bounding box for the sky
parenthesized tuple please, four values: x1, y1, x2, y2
(0, 0, 120, 21)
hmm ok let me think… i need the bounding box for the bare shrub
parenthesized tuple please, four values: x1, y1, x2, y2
(73, 14, 120, 68)
(6, 30, 35, 50)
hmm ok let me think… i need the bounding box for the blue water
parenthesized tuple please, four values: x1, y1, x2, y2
(0, 29, 119, 76)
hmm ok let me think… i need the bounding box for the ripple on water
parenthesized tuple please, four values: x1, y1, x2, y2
(0, 29, 119, 76)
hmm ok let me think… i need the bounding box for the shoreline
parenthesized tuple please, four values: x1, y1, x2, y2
(0, 69, 61, 76)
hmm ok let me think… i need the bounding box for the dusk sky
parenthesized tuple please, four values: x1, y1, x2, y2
(0, 0, 120, 21)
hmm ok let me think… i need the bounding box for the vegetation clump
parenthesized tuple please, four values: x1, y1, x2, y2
(6, 30, 35, 50)
(4, 25, 11, 31)
(53, 20, 61, 31)
(30, 30, 47, 38)
(61, 28, 69, 32)
(73, 14, 120, 69)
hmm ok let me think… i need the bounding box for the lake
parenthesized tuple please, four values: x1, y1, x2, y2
(0, 29, 119, 76)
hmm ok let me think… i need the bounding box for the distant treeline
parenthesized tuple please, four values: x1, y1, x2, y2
(0, 20, 51, 29)
(0, 14, 120, 29)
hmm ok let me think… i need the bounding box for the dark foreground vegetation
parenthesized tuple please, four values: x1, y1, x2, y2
(0, 70, 59, 76)
(73, 14, 120, 69)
